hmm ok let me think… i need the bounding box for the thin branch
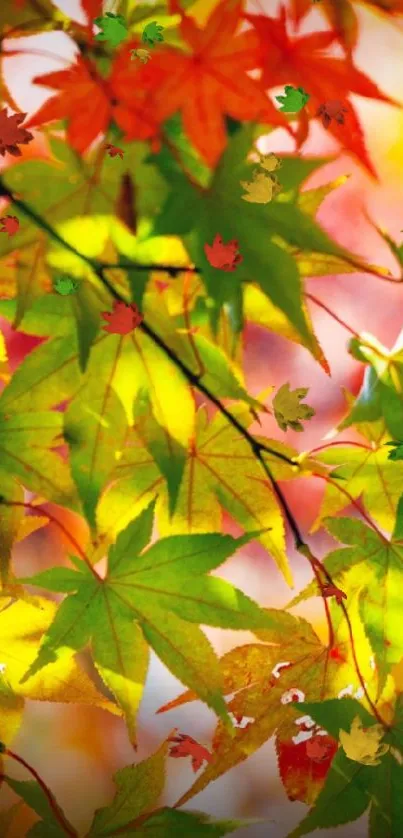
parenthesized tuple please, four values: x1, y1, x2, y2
(4, 749, 77, 837)
(0, 180, 299, 471)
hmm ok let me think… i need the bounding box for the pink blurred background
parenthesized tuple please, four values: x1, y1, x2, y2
(1, 0, 403, 835)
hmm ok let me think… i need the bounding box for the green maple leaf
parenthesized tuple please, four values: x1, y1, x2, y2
(97, 403, 304, 585)
(310, 438, 403, 533)
(339, 331, 403, 439)
(385, 440, 403, 461)
(94, 13, 128, 47)
(52, 274, 79, 296)
(272, 382, 315, 432)
(17, 504, 279, 744)
(142, 20, 164, 46)
(275, 86, 310, 113)
(150, 124, 364, 358)
(288, 696, 403, 837)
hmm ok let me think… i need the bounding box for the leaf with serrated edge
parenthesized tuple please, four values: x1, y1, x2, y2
(19, 506, 277, 739)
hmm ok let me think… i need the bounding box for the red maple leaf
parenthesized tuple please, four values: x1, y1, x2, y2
(244, 6, 395, 177)
(101, 301, 143, 335)
(168, 732, 213, 773)
(0, 216, 19, 237)
(277, 734, 338, 804)
(317, 100, 348, 129)
(105, 143, 124, 158)
(24, 53, 161, 155)
(0, 109, 33, 157)
(322, 583, 347, 605)
(80, 0, 103, 21)
(204, 234, 243, 271)
(142, 0, 292, 166)
(306, 735, 334, 763)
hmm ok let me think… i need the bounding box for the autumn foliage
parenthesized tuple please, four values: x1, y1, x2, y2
(0, 0, 403, 835)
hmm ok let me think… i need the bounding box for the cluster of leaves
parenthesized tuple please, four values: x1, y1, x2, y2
(1, 0, 403, 835)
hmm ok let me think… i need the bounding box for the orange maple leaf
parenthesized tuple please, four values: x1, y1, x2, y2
(204, 234, 243, 271)
(245, 6, 396, 177)
(143, 0, 292, 166)
(25, 52, 161, 154)
(101, 300, 143, 335)
(105, 143, 124, 158)
(168, 732, 213, 773)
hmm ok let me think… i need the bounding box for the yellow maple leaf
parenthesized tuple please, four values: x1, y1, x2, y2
(339, 716, 389, 766)
(240, 171, 281, 204)
(0, 598, 121, 746)
(256, 152, 282, 173)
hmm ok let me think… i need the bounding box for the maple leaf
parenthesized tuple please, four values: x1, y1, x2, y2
(275, 85, 310, 113)
(142, 20, 164, 47)
(311, 438, 403, 533)
(0, 597, 119, 749)
(142, 0, 291, 166)
(277, 734, 338, 804)
(94, 12, 128, 47)
(385, 441, 403, 461)
(130, 48, 151, 63)
(52, 275, 79, 296)
(322, 583, 347, 605)
(105, 143, 124, 158)
(288, 697, 403, 836)
(101, 300, 143, 335)
(24, 54, 160, 154)
(306, 736, 334, 763)
(17, 505, 279, 743)
(158, 608, 358, 808)
(0, 109, 33, 157)
(256, 151, 282, 173)
(204, 234, 243, 271)
(317, 100, 348, 129)
(98, 403, 321, 584)
(168, 731, 213, 772)
(87, 734, 248, 836)
(245, 6, 395, 176)
(339, 715, 389, 766)
(272, 382, 315, 432)
(0, 216, 19, 237)
(240, 170, 281, 204)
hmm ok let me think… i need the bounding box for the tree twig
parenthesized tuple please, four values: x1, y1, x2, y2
(1, 178, 387, 724)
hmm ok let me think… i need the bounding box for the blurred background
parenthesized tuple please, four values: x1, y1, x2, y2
(1, 0, 403, 835)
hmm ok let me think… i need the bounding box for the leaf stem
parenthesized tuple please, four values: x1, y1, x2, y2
(4, 749, 77, 836)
